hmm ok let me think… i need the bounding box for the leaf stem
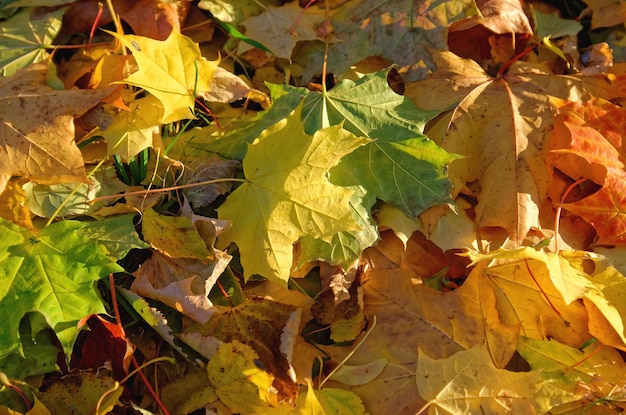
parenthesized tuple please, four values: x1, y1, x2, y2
(90, 177, 246, 203)
(553, 178, 587, 252)
(496, 43, 537, 78)
(108, 274, 173, 415)
(319, 315, 377, 388)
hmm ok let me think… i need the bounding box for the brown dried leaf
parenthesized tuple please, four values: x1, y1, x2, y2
(0, 63, 113, 195)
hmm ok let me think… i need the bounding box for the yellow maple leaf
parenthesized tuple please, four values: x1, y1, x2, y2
(109, 30, 218, 123)
(417, 343, 579, 414)
(217, 105, 369, 285)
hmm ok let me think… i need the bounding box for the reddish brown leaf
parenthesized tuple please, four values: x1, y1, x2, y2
(448, 0, 532, 64)
(62, 0, 189, 40)
(71, 315, 134, 381)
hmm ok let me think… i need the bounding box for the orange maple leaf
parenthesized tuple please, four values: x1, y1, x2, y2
(550, 98, 626, 245)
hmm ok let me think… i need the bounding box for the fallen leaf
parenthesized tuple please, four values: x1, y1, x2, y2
(0, 63, 113, 196)
(375, 203, 423, 248)
(406, 51, 615, 245)
(118, 288, 191, 360)
(517, 336, 626, 395)
(181, 156, 241, 208)
(131, 250, 231, 324)
(328, 358, 387, 386)
(239, 2, 328, 60)
(467, 250, 592, 347)
(63, 0, 184, 40)
(0, 180, 33, 231)
(416, 343, 578, 414)
(549, 98, 626, 245)
(319, 246, 519, 413)
(70, 315, 134, 381)
(0, 7, 65, 77)
(448, 0, 532, 65)
(300, 382, 366, 415)
(583, 266, 626, 350)
(37, 370, 119, 415)
(75, 213, 150, 260)
(187, 297, 301, 404)
(141, 208, 214, 261)
(160, 365, 218, 414)
(207, 340, 275, 412)
(217, 105, 368, 284)
(109, 30, 219, 123)
(292, 0, 479, 82)
(296, 185, 378, 271)
(582, 0, 626, 29)
(198, 66, 252, 103)
(0, 315, 59, 380)
(98, 94, 163, 161)
(0, 218, 122, 362)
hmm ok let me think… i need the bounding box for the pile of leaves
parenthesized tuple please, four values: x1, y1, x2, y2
(3, 0, 626, 413)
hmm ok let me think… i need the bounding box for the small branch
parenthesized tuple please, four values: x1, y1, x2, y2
(90, 177, 246, 203)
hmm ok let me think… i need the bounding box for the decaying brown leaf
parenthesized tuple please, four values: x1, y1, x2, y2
(0, 62, 113, 196)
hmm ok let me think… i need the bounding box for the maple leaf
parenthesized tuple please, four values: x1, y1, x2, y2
(517, 336, 626, 400)
(63, 0, 182, 40)
(448, 0, 532, 65)
(70, 315, 134, 381)
(0, 63, 113, 196)
(217, 105, 369, 284)
(322, 234, 519, 413)
(238, 2, 328, 60)
(99, 94, 163, 161)
(0, 314, 59, 380)
(207, 340, 275, 412)
(297, 380, 366, 415)
(466, 250, 592, 347)
(0, 7, 65, 77)
(290, 70, 457, 217)
(37, 370, 121, 415)
(109, 30, 218, 123)
(0, 218, 122, 362)
(291, 0, 479, 82)
(549, 98, 626, 245)
(406, 50, 619, 245)
(186, 297, 302, 404)
(416, 343, 578, 414)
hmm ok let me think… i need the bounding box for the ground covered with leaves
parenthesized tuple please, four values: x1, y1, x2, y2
(3, 0, 626, 414)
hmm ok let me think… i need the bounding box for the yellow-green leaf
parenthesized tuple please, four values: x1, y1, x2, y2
(141, 208, 214, 262)
(217, 105, 370, 284)
(207, 340, 274, 413)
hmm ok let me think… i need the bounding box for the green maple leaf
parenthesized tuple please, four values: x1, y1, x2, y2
(0, 218, 122, 361)
(331, 134, 458, 217)
(297, 69, 457, 217)
(300, 69, 440, 138)
(217, 105, 370, 284)
(108, 30, 218, 123)
(0, 7, 65, 77)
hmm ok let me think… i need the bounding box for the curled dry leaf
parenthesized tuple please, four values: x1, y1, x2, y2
(182, 155, 241, 208)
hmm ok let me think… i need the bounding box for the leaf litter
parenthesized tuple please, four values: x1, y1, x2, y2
(3, 0, 626, 414)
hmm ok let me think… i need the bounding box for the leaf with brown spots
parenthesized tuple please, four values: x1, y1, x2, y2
(0, 63, 113, 196)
